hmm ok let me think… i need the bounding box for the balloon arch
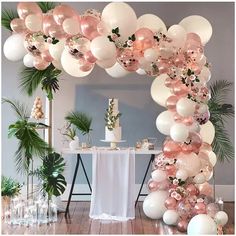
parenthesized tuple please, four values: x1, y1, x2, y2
(3, 2, 228, 234)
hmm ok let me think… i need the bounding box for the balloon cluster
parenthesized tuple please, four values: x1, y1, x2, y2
(3, 2, 229, 235)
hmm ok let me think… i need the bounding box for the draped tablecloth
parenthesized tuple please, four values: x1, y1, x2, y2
(89, 148, 135, 221)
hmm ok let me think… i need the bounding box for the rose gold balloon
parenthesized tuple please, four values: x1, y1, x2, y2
(171, 80, 190, 96)
(182, 116, 194, 126)
(84, 51, 97, 63)
(53, 5, 78, 25)
(80, 16, 100, 40)
(79, 62, 94, 72)
(174, 53, 185, 67)
(133, 28, 155, 51)
(186, 184, 199, 196)
(177, 220, 188, 232)
(147, 179, 159, 192)
(117, 49, 139, 72)
(206, 203, 220, 218)
(197, 182, 213, 197)
(165, 197, 177, 209)
(200, 142, 212, 153)
(177, 200, 192, 220)
(10, 18, 27, 33)
(158, 180, 170, 190)
(41, 50, 53, 62)
(166, 95, 179, 112)
(165, 77, 178, 88)
(174, 112, 184, 123)
(17, 2, 42, 19)
(163, 139, 181, 158)
(166, 164, 176, 176)
(194, 202, 206, 214)
(48, 24, 67, 39)
(33, 57, 50, 70)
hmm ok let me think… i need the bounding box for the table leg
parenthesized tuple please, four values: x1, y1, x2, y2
(135, 154, 155, 207)
(79, 155, 92, 192)
(65, 154, 80, 216)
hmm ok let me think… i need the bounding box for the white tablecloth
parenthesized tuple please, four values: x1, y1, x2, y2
(89, 148, 135, 221)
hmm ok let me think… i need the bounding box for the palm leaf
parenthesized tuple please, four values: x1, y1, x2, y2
(37, 2, 58, 13)
(1, 8, 18, 31)
(2, 98, 29, 120)
(65, 111, 92, 135)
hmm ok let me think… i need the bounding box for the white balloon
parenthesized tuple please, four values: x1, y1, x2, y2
(49, 39, 66, 61)
(25, 14, 42, 32)
(144, 48, 158, 62)
(198, 103, 209, 114)
(187, 214, 217, 235)
(176, 169, 188, 181)
(200, 121, 215, 144)
(62, 18, 80, 35)
(61, 49, 93, 77)
(167, 24, 187, 48)
(23, 54, 34, 67)
(208, 151, 217, 167)
(136, 68, 146, 75)
(151, 74, 172, 107)
(90, 36, 117, 60)
(176, 97, 196, 117)
(156, 111, 175, 135)
(188, 122, 200, 133)
(170, 123, 189, 142)
(102, 2, 137, 42)
(3, 34, 27, 61)
(193, 173, 206, 184)
(151, 169, 167, 182)
(176, 152, 201, 177)
(143, 191, 168, 219)
(96, 57, 116, 69)
(179, 15, 213, 45)
(214, 211, 228, 226)
(163, 210, 179, 225)
(137, 14, 167, 33)
(105, 62, 130, 78)
(199, 66, 211, 83)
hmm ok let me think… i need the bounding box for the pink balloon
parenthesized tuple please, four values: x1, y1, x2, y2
(43, 14, 55, 35)
(53, 5, 78, 25)
(165, 77, 178, 88)
(171, 80, 190, 96)
(79, 62, 94, 72)
(186, 184, 199, 196)
(174, 53, 185, 67)
(41, 50, 53, 62)
(10, 18, 27, 33)
(177, 220, 188, 232)
(24, 33, 43, 56)
(84, 51, 97, 63)
(147, 179, 159, 192)
(17, 2, 42, 19)
(181, 132, 202, 154)
(174, 112, 184, 123)
(200, 142, 212, 153)
(177, 200, 192, 220)
(193, 110, 210, 125)
(33, 57, 50, 70)
(194, 202, 206, 215)
(117, 49, 139, 72)
(206, 203, 220, 218)
(48, 24, 67, 39)
(157, 180, 170, 190)
(182, 116, 194, 126)
(197, 182, 213, 197)
(133, 28, 155, 51)
(80, 16, 100, 40)
(97, 20, 109, 35)
(163, 139, 182, 158)
(166, 95, 179, 112)
(166, 164, 176, 176)
(165, 197, 177, 209)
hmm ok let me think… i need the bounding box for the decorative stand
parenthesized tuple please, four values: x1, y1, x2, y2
(100, 140, 126, 150)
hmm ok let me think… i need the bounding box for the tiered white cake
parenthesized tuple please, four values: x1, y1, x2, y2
(105, 98, 122, 142)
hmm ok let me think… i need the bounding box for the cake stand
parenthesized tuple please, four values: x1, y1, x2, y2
(100, 139, 126, 149)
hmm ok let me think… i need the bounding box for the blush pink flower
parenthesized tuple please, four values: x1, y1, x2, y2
(175, 193, 182, 201)
(173, 179, 179, 186)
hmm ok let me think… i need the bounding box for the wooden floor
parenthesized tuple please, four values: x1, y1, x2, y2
(1, 201, 234, 234)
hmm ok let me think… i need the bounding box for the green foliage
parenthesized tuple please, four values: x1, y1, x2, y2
(20, 64, 61, 100)
(104, 98, 122, 131)
(65, 111, 92, 135)
(208, 80, 234, 162)
(1, 8, 18, 31)
(62, 125, 77, 140)
(31, 152, 67, 199)
(1, 176, 22, 197)
(37, 2, 58, 13)
(2, 98, 51, 174)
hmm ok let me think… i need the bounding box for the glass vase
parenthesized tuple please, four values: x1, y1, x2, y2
(49, 200, 57, 223)
(86, 133, 92, 148)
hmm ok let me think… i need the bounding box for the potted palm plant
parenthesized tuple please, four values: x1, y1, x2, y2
(65, 111, 93, 147)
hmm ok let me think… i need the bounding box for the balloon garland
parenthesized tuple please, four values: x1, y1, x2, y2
(3, 2, 229, 234)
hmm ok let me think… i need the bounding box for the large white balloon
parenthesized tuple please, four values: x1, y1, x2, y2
(198, 66, 211, 83)
(23, 54, 34, 68)
(170, 123, 189, 142)
(143, 191, 168, 219)
(200, 121, 215, 144)
(151, 74, 172, 107)
(163, 210, 179, 225)
(179, 15, 213, 45)
(176, 152, 201, 177)
(49, 39, 66, 61)
(3, 34, 27, 61)
(62, 18, 80, 35)
(105, 62, 130, 78)
(136, 68, 146, 75)
(193, 173, 206, 184)
(176, 169, 188, 181)
(187, 214, 217, 235)
(176, 97, 196, 117)
(25, 14, 42, 32)
(137, 14, 167, 33)
(156, 111, 175, 135)
(167, 24, 187, 48)
(151, 169, 167, 182)
(102, 2, 137, 42)
(61, 49, 93, 77)
(214, 211, 228, 226)
(96, 57, 116, 69)
(208, 151, 217, 167)
(90, 36, 117, 60)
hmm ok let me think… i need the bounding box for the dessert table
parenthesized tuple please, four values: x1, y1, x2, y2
(61, 147, 161, 218)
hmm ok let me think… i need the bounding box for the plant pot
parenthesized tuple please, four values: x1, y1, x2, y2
(1, 196, 10, 219)
(69, 137, 79, 150)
